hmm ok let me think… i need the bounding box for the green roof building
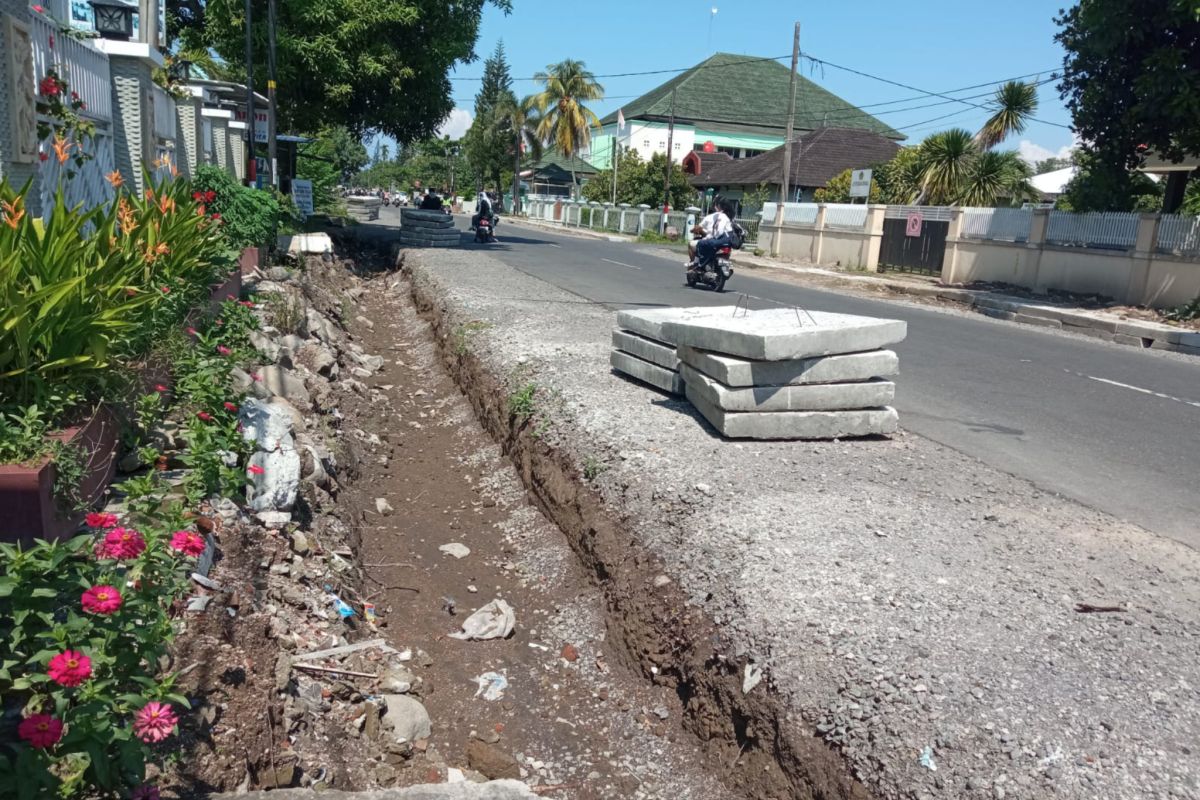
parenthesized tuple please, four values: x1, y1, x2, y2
(588, 52, 904, 170)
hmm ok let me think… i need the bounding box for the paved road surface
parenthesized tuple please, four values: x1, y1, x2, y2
(383, 209, 1200, 547)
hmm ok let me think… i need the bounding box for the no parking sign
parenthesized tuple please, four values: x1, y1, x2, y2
(905, 211, 923, 237)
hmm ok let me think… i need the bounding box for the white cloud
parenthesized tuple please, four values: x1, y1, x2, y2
(437, 108, 473, 141)
(1016, 138, 1077, 167)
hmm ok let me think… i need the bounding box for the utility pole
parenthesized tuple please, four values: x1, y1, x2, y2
(512, 129, 522, 215)
(776, 22, 800, 255)
(610, 138, 618, 204)
(267, 0, 278, 189)
(661, 87, 676, 232)
(244, 0, 256, 186)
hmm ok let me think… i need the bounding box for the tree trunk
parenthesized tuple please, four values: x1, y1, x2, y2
(512, 132, 522, 215)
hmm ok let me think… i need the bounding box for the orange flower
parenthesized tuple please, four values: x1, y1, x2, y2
(170, 162, 179, 178)
(142, 241, 170, 264)
(117, 198, 138, 235)
(1, 197, 25, 229)
(158, 194, 176, 215)
(52, 132, 72, 165)
(106, 171, 123, 188)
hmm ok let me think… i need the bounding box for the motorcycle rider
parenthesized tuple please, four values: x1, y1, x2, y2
(471, 191, 495, 231)
(419, 189, 443, 210)
(691, 199, 735, 270)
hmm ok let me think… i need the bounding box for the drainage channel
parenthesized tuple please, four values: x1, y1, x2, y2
(393, 260, 873, 800)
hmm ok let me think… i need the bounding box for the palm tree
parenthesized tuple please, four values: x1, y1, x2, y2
(492, 91, 543, 214)
(527, 60, 604, 196)
(916, 129, 977, 205)
(958, 151, 1035, 206)
(975, 81, 1038, 150)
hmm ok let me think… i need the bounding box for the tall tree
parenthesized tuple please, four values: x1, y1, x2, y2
(528, 60, 604, 196)
(491, 92, 543, 213)
(1034, 156, 1074, 174)
(170, 0, 511, 144)
(1055, 0, 1200, 209)
(463, 41, 515, 192)
(975, 81, 1039, 151)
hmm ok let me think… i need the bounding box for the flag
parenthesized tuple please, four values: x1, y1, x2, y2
(617, 108, 625, 132)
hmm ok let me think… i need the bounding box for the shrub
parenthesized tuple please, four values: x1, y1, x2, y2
(191, 165, 296, 249)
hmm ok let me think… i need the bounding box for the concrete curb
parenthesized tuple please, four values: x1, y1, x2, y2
(506, 216, 1199, 358)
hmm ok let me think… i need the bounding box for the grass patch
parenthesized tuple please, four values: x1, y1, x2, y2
(452, 320, 491, 356)
(507, 382, 537, 421)
(263, 291, 306, 335)
(582, 455, 607, 481)
(639, 230, 687, 249)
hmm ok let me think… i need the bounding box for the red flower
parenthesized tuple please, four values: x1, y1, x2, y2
(17, 715, 62, 748)
(32, 4, 45, 12)
(131, 786, 161, 800)
(99, 527, 146, 559)
(210, 213, 222, 223)
(38, 76, 59, 97)
(85, 511, 118, 528)
(47, 650, 92, 687)
(169, 530, 206, 557)
(192, 191, 203, 201)
(186, 327, 198, 336)
(247, 464, 265, 475)
(197, 411, 213, 422)
(240, 300, 255, 308)
(160, 286, 170, 294)
(204, 190, 216, 203)
(133, 702, 178, 743)
(223, 401, 238, 412)
(39, 151, 48, 162)
(154, 384, 168, 393)
(71, 90, 79, 100)
(216, 345, 231, 356)
(82, 585, 123, 615)
(225, 294, 235, 301)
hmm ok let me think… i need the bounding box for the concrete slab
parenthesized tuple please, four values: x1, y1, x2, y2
(680, 363, 895, 412)
(612, 330, 679, 370)
(686, 383, 898, 439)
(660, 309, 907, 361)
(678, 346, 898, 387)
(610, 350, 684, 395)
(615, 306, 739, 345)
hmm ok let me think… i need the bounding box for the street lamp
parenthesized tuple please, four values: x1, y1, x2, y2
(88, 0, 135, 40)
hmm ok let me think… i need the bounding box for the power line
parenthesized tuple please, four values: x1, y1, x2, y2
(450, 53, 793, 81)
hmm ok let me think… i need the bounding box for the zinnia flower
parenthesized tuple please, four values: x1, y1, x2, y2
(47, 650, 91, 687)
(131, 786, 161, 800)
(85, 511, 118, 528)
(17, 714, 62, 748)
(247, 464, 265, 475)
(240, 300, 255, 308)
(100, 527, 146, 559)
(154, 384, 168, 393)
(192, 191, 203, 201)
(223, 401, 238, 412)
(38, 75, 59, 96)
(169, 530, 206, 557)
(81, 585, 122, 615)
(197, 411, 213, 422)
(204, 190, 216, 203)
(216, 345, 231, 356)
(186, 327, 198, 336)
(160, 285, 170, 294)
(133, 702, 178, 744)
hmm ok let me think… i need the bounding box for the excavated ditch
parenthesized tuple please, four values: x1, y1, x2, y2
(400, 257, 872, 800)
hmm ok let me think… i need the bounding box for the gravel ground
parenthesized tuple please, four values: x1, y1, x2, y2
(402, 246, 1200, 800)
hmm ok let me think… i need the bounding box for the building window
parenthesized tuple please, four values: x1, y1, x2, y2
(643, 139, 650, 148)
(658, 141, 665, 149)
(674, 142, 681, 150)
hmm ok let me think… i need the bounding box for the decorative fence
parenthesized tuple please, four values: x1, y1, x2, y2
(960, 207, 1033, 242)
(1045, 210, 1140, 251)
(823, 203, 869, 230)
(1156, 214, 1200, 258)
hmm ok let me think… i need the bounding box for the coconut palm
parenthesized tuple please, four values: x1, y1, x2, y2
(916, 129, 977, 205)
(527, 59, 604, 196)
(958, 150, 1036, 206)
(491, 91, 543, 214)
(975, 81, 1038, 150)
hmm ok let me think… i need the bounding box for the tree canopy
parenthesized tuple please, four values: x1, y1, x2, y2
(581, 150, 696, 209)
(169, 0, 510, 143)
(814, 169, 882, 203)
(463, 42, 516, 192)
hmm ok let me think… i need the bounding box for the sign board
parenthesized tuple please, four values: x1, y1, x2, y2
(291, 179, 314, 218)
(905, 211, 923, 237)
(849, 169, 873, 198)
(236, 109, 270, 143)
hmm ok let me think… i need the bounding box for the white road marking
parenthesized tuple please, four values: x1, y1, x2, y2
(601, 258, 641, 270)
(547, 243, 561, 248)
(1065, 370, 1200, 408)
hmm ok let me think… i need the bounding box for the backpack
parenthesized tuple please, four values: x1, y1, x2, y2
(728, 220, 747, 250)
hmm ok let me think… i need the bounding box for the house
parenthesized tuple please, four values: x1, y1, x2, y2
(1031, 166, 1077, 202)
(519, 151, 599, 197)
(688, 126, 902, 208)
(588, 52, 904, 170)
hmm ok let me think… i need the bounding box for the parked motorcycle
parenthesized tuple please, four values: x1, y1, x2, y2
(474, 216, 498, 243)
(686, 245, 734, 292)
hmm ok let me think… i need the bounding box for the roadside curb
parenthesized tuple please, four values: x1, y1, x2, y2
(507, 216, 1199, 357)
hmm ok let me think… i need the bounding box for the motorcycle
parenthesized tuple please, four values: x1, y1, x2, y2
(686, 244, 734, 292)
(474, 215, 497, 243)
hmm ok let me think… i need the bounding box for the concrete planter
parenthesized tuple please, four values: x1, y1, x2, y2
(209, 268, 243, 315)
(238, 246, 263, 275)
(0, 407, 120, 546)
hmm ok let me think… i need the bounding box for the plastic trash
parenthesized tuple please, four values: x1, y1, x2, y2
(919, 745, 938, 771)
(449, 598, 516, 641)
(474, 671, 508, 701)
(742, 663, 763, 695)
(327, 590, 355, 619)
(363, 602, 378, 625)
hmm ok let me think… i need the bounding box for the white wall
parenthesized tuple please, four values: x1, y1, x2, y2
(595, 122, 695, 165)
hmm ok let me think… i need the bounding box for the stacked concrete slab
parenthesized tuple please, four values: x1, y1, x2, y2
(661, 308, 906, 440)
(609, 307, 739, 395)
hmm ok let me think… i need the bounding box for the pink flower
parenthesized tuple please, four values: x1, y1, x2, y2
(38, 76, 59, 97)
(160, 286, 170, 294)
(100, 527, 146, 559)
(240, 300, 255, 308)
(250, 372, 262, 382)
(47, 650, 91, 687)
(32, 4, 45, 12)
(18, 714, 62, 748)
(247, 464, 264, 475)
(131, 786, 161, 800)
(85, 512, 118, 528)
(197, 411, 213, 422)
(154, 384, 168, 393)
(223, 401, 238, 412)
(81, 585, 122, 615)
(216, 345, 231, 356)
(225, 294, 235, 301)
(186, 327, 198, 336)
(169, 530, 206, 557)
(133, 702, 178, 743)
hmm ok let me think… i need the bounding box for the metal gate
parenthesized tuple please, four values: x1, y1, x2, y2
(878, 206, 951, 276)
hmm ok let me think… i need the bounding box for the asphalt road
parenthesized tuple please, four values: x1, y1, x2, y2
(385, 209, 1200, 547)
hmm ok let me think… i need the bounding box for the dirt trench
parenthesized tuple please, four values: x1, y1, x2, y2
(397, 258, 873, 800)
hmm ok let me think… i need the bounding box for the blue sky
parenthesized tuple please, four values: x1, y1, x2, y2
(416, 0, 1076, 166)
